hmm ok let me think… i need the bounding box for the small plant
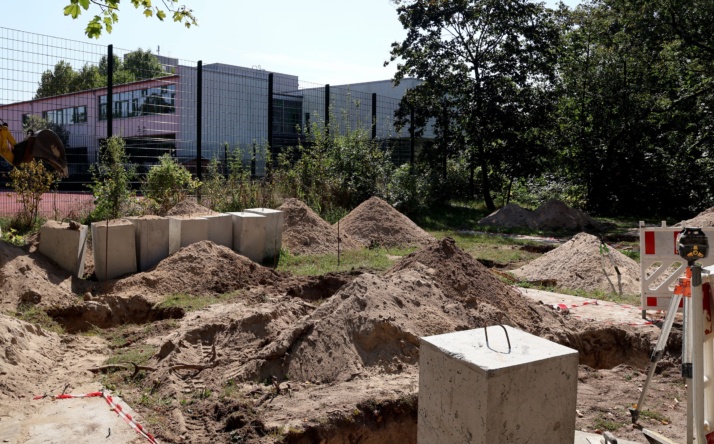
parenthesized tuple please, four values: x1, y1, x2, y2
(87, 136, 136, 221)
(143, 153, 200, 215)
(593, 413, 625, 432)
(640, 409, 670, 424)
(15, 303, 65, 334)
(1, 227, 25, 246)
(8, 159, 58, 230)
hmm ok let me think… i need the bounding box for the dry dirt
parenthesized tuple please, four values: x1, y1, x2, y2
(0, 201, 691, 443)
(479, 199, 602, 231)
(676, 206, 714, 227)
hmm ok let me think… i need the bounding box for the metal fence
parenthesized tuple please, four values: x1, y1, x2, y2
(0, 27, 424, 218)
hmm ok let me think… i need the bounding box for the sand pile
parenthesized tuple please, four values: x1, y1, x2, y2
(278, 198, 360, 255)
(166, 199, 217, 217)
(113, 240, 283, 297)
(511, 233, 641, 295)
(676, 207, 714, 227)
(337, 196, 436, 248)
(0, 241, 81, 311)
(479, 199, 600, 231)
(0, 314, 61, 399)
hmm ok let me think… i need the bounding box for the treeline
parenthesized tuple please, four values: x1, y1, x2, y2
(388, 0, 714, 218)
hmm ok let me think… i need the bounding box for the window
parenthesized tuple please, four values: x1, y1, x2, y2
(99, 84, 176, 120)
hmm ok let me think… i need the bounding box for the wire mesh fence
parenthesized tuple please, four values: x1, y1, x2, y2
(0, 27, 424, 218)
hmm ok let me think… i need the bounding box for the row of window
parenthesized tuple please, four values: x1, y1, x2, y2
(22, 106, 88, 126)
(99, 85, 176, 120)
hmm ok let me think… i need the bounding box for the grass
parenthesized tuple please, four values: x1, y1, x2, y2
(14, 303, 65, 334)
(104, 344, 157, 366)
(593, 413, 627, 432)
(277, 245, 417, 276)
(429, 230, 544, 266)
(639, 409, 670, 424)
(157, 292, 240, 312)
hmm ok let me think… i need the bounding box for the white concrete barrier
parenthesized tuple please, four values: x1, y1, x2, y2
(206, 213, 233, 249)
(91, 219, 137, 281)
(418, 326, 578, 444)
(128, 216, 170, 271)
(229, 212, 266, 263)
(168, 216, 209, 255)
(245, 208, 283, 262)
(39, 220, 88, 278)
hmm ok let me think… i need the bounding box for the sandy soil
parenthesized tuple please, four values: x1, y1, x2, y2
(0, 199, 692, 443)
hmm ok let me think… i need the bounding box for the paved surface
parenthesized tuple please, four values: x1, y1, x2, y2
(575, 430, 641, 444)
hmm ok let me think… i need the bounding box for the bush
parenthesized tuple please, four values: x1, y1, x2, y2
(8, 159, 58, 230)
(143, 154, 200, 215)
(87, 136, 136, 221)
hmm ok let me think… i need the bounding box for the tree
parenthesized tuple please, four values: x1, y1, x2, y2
(22, 115, 71, 149)
(123, 48, 165, 80)
(34, 61, 78, 99)
(63, 0, 197, 38)
(386, 0, 560, 210)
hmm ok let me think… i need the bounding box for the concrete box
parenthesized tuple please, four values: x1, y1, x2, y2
(39, 220, 88, 278)
(206, 213, 233, 249)
(229, 212, 266, 263)
(91, 220, 137, 281)
(168, 216, 209, 255)
(418, 326, 578, 444)
(245, 208, 283, 262)
(128, 216, 170, 271)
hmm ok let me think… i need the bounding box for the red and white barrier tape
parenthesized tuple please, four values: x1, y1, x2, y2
(33, 390, 158, 444)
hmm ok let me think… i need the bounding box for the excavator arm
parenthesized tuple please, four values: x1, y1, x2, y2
(0, 121, 68, 177)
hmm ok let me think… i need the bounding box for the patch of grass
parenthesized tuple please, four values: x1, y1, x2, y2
(277, 246, 417, 276)
(429, 230, 544, 265)
(410, 201, 489, 231)
(593, 413, 626, 432)
(157, 292, 238, 312)
(640, 409, 670, 424)
(14, 303, 65, 334)
(515, 281, 642, 306)
(104, 344, 156, 366)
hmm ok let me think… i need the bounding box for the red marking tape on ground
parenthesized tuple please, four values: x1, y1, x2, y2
(548, 300, 654, 326)
(33, 390, 158, 443)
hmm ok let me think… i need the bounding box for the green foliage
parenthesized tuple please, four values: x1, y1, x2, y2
(386, 163, 432, 214)
(15, 303, 65, 334)
(8, 160, 58, 230)
(143, 154, 200, 215)
(157, 292, 237, 312)
(277, 245, 417, 276)
(63, 0, 197, 38)
(88, 136, 136, 221)
(1, 227, 26, 246)
(22, 115, 71, 149)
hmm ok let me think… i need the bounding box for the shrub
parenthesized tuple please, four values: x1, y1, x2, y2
(87, 136, 136, 221)
(144, 154, 200, 215)
(8, 159, 57, 230)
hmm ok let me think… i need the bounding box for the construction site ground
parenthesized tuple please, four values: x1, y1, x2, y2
(0, 199, 697, 443)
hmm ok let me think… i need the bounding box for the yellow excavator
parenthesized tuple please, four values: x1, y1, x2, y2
(0, 119, 68, 177)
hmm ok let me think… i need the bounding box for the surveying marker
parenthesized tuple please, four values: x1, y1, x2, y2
(629, 227, 714, 444)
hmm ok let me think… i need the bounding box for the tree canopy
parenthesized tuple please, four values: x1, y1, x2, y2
(63, 0, 197, 38)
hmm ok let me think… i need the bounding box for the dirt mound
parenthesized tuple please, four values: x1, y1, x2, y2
(113, 240, 283, 297)
(166, 199, 217, 216)
(676, 206, 714, 227)
(0, 241, 84, 311)
(0, 314, 61, 399)
(479, 200, 600, 231)
(337, 196, 436, 248)
(278, 198, 360, 255)
(511, 233, 641, 295)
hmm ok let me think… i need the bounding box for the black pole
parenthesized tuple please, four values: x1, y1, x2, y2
(325, 84, 330, 135)
(268, 73, 274, 162)
(197, 60, 203, 183)
(371, 93, 377, 140)
(107, 44, 113, 140)
(410, 106, 415, 166)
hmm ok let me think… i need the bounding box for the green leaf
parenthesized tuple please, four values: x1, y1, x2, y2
(156, 10, 166, 20)
(78, 0, 90, 9)
(144, 9, 153, 17)
(64, 4, 81, 18)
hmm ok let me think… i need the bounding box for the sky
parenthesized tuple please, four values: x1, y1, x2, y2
(3, 0, 581, 88)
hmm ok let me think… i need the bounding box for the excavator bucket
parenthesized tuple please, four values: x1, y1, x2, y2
(13, 130, 69, 177)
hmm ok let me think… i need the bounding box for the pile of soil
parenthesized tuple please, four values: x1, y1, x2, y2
(166, 200, 217, 217)
(510, 233, 641, 295)
(676, 206, 714, 227)
(337, 196, 436, 248)
(0, 314, 61, 400)
(0, 241, 83, 311)
(113, 240, 284, 298)
(278, 198, 360, 255)
(479, 199, 601, 231)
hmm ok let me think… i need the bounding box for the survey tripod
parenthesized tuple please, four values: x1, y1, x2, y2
(629, 227, 713, 444)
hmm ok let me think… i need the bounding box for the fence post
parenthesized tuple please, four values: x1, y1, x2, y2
(107, 44, 113, 140)
(196, 60, 203, 196)
(325, 84, 330, 135)
(268, 72, 274, 169)
(371, 93, 377, 140)
(410, 106, 415, 166)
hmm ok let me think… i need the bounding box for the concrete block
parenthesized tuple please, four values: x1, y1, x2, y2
(245, 208, 283, 262)
(229, 212, 266, 263)
(128, 216, 170, 271)
(206, 213, 233, 249)
(418, 326, 578, 444)
(91, 219, 137, 281)
(38, 220, 88, 278)
(168, 216, 209, 255)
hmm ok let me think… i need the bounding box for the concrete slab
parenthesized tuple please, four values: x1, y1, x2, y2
(128, 215, 170, 271)
(574, 430, 641, 444)
(168, 215, 209, 254)
(229, 211, 266, 263)
(245, 208, 283, 262)
(206, 213, 233, 249)
(38, 220, 88, 278)
(91, 219, 137, 281)
(418, 326, 579, 444)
